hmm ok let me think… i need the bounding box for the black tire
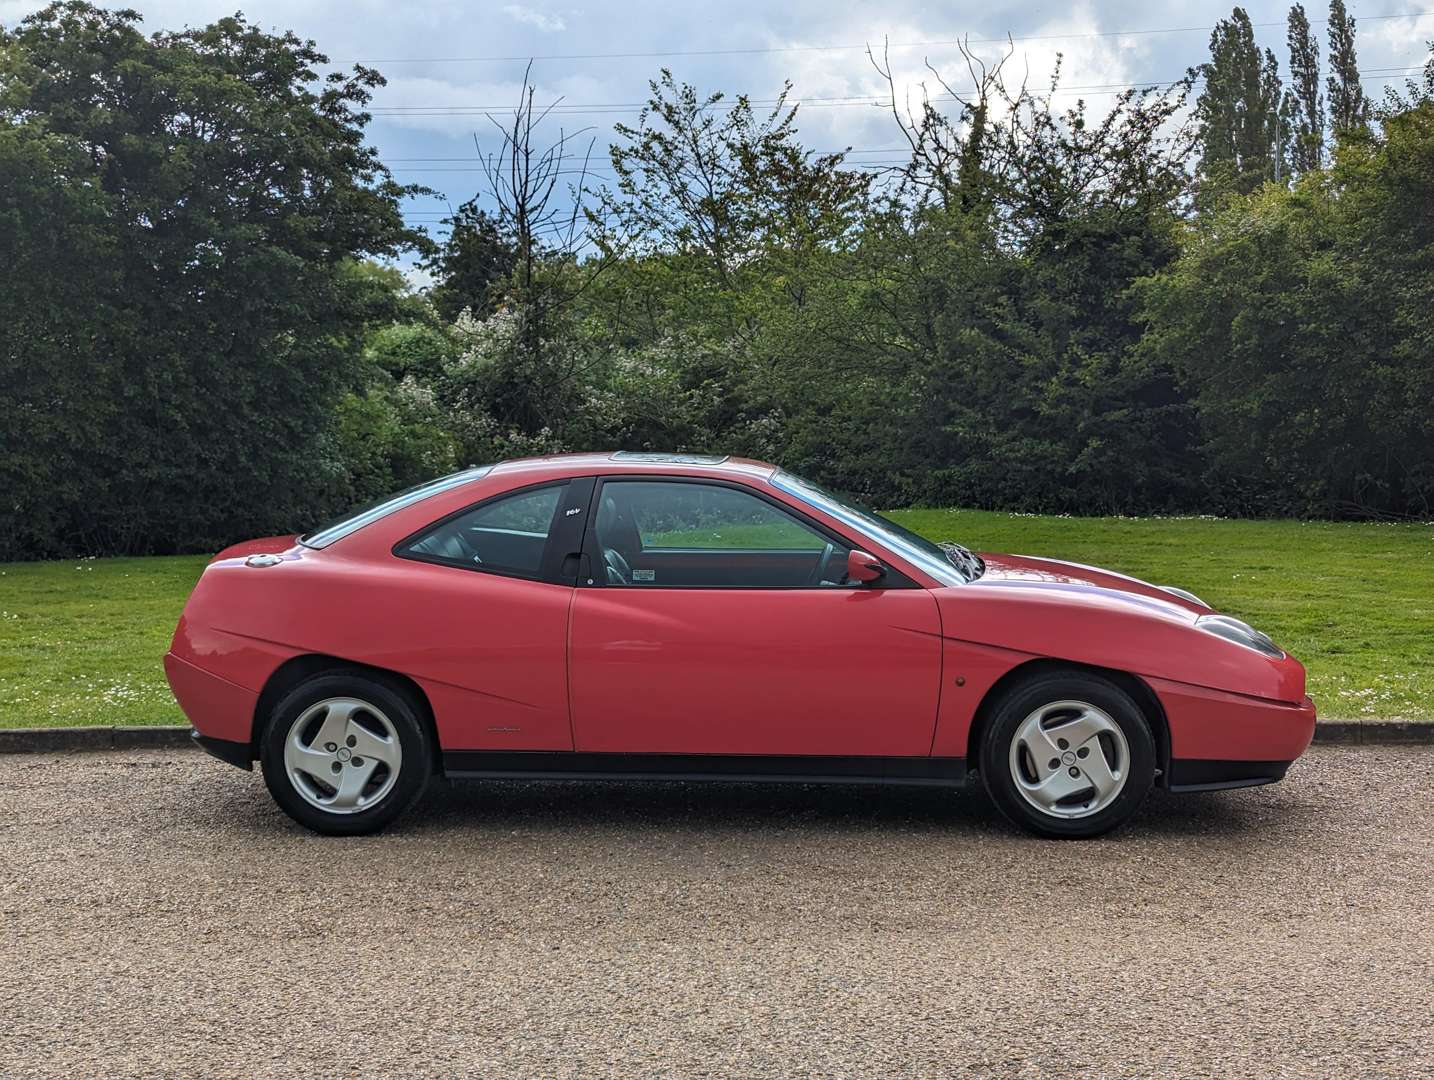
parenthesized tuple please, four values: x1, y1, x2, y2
(978, 669, 1156, 839)
(260, 671, 433, 836)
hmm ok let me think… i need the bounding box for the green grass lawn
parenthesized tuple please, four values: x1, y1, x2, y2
(1, 512, 1430, 728)
(0, 555, 208, 729)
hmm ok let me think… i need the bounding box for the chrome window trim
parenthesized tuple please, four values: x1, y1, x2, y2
(300, 466, 493, 549)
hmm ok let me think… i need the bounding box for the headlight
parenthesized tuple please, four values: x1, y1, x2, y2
(1196, 614, 1283, 658)
(1158, 584, 1210, 608)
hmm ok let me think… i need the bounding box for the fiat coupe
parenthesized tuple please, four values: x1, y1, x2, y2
(165, 452, 1316, 838)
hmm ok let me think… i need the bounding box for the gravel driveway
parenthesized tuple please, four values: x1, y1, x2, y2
(1, 745, 1431, 1078)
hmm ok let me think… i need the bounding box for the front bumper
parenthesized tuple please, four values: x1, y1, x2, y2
(1151, 678, 1317, 761)
(1150, 679, 1316, 792)
(1166, 758, 1291, 792)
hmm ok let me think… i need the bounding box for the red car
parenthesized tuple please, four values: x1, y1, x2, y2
(165, 452, 1316, 838)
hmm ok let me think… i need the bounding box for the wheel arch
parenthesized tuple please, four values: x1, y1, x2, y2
(964, 658, 1171, 786)
(253, 654, 440, 767)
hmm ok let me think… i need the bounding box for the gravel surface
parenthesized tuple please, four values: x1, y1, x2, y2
(1, 746, 1431, 1079)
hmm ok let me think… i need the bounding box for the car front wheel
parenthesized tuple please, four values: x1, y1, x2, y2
(260, 672, 432, 836)
(979, 670, 1156, 839)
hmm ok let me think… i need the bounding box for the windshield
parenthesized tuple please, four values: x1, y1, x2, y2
(299, 466, 493, 549)
(772, 471, 974, 586)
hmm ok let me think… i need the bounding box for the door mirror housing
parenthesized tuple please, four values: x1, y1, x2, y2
(846, 549, 885, 584)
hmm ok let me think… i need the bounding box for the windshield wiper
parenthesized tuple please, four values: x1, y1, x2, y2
(938, 541, 985, 582)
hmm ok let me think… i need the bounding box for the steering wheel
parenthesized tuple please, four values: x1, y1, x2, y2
(603, 547, 632, 585)
(808, 541, 837, 586)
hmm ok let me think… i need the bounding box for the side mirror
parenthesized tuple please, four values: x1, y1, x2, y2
(846, 549, 885, 584)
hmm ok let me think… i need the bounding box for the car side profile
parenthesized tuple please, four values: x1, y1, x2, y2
(165, 452, 1317, 838)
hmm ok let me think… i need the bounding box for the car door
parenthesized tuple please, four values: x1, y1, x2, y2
(567, 476, 943, 757)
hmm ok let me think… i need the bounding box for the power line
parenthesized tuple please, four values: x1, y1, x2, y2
(370, 82, 1175, 114)
(385, 148, 914, 161)
(337, 10, 1433, 65)
(367, 67, 1427, 118)
(383, 65, 1426, 190)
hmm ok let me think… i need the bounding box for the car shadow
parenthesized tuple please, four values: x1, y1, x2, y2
(377, 774, 1277, 841)
(189, 761, 1281, 843)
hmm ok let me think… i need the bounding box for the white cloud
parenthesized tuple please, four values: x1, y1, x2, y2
(767, 4, 1151, 159)
(502, 4, 566, 34)
(0, 0, 41, 23)
(372, 70, 614, 138)
(402, 264, 436, 291)
(10, 0, 1429, 244)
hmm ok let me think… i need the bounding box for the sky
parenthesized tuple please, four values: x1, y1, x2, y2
(4, 0, 1432, 276)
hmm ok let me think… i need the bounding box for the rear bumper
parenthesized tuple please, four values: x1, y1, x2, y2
(163, 651, 258, 745)
(192, 729, 254, 771)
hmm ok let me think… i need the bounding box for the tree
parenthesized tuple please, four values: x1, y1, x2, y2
(436, 66, 610, 439)
(0, 2, 428, 558)
(1136, 101, 1434, 517)
(868, 37, 1012, 213)
(477, 63, 596, 300)
(905, 74, 1198, 511)
(592, 71, 868, 325)
(1327, 0, 1369, 139)
(1194, 8, 1287, 199)
(420, 203, 516, 322)
(1286, 3, 1325, 173)
(365, 323, 458, 383)
(765, 50, 1201, 511)
(585, 72, 869, 464)
(0, 106, 120, 557)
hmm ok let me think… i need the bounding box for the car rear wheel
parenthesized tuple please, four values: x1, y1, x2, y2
(260, 673, 432, 836)
(979, 670, 1156, 839)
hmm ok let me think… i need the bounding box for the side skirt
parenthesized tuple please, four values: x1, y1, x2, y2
(442, 751, 967, 787)
(1166, 758, 1290, 792)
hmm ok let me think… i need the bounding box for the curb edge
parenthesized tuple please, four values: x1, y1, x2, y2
(0, 726, 194, 754)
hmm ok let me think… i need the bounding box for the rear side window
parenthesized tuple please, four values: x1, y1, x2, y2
(402, 485, 563, 577)
(301, 467, 492, 549)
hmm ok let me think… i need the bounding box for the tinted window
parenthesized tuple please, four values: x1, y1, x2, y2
(404, 485, 562, 576)
(301, 467, 493, 549)
(594, 481, 851, 588)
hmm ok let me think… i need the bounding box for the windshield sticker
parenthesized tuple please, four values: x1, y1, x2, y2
(632, 568, 656, 582)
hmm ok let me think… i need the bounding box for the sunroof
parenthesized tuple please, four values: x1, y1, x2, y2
(610, 451, 730, 465)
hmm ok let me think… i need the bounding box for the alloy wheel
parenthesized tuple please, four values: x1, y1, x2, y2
(282, 697, 403, 815)
(1008, 699, 1130, 819)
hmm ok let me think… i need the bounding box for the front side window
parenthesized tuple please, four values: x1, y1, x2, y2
(593, 480, 851, 588)
(772, 470, 968, 586)
(402, 484, 563, 577)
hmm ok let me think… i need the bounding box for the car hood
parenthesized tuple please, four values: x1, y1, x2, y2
(970, 553, 1207, 621)
(937, 552, 1303, 702)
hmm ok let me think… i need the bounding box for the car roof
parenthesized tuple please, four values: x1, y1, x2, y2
(489, 451, 779, 484)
